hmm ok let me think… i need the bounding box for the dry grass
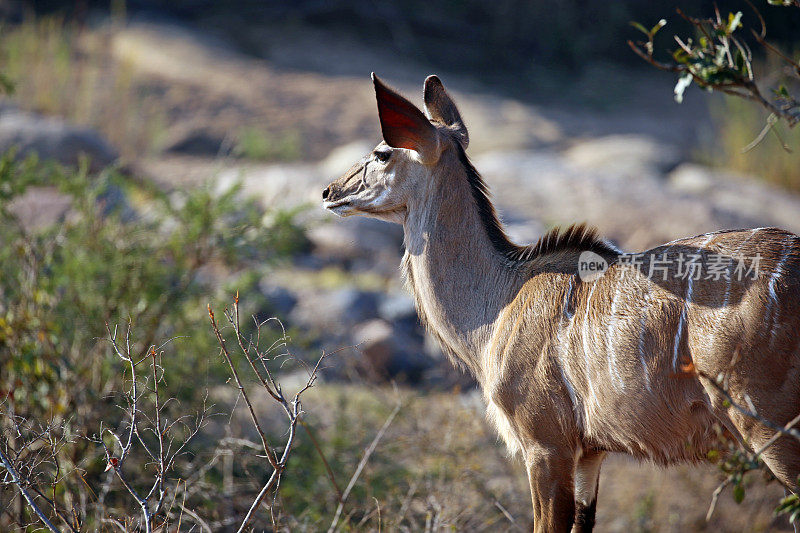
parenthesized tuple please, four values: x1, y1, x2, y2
(223, 383, 793, 532)
(0, 16, 167, 159)
(705, 93, 800, 193)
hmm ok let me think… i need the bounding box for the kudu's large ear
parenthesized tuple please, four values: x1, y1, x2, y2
(372, 73, 440, 163)
(423, 75, 469, 149)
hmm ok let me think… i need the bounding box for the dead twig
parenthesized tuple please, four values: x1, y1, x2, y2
(209, 294, 329, 532)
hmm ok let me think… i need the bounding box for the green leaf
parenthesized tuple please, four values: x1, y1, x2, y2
(630, 21, 650, 36)
(727, 12, 743, 34)
(650, 19, 667, 36)
(775, 85, 791, 98)
(672, 48, 689, 64)
(733, 483, 745, 504)
(735, 50, 746, 74)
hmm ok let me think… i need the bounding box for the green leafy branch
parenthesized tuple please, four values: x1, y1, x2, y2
(628, 2, 800, 130)
(696, 352, 800, 526)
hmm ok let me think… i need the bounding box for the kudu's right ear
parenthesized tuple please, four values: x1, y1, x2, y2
(423, 75, 469, 149)
(372, 73, 440, 164)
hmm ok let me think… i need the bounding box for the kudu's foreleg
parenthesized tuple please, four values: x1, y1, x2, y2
(572, 450, 605, 532)
(524, 445, 577, 533)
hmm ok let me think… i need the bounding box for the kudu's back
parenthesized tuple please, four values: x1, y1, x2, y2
(489, 227, 800, 487)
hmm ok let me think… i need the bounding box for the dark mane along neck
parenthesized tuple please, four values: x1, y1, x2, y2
(456, 145, 620, 262)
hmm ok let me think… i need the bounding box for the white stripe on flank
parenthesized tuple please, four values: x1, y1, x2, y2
(563, 277, 575, 319)
(637, 316, 652, 392)
(722, 229, 758, 310)
(672, 234, 715, 370)
(708, 229, 759, 354)
(606, 285, 624, 390)
(558, 355, 579, 419)
(673, 281, 691, 370)
(767, 235, 794, 347)
(637, 286, 652, 392)
(556, 277, 581, 426)
(582, 282, 599, 402)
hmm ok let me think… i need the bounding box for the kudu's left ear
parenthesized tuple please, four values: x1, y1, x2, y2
(372, 73, 440, 164)
(423, 75, 469, 149)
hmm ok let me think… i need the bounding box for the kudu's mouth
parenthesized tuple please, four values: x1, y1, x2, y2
(322, 183, 360, 216)
(323, 199, 350, 213)
(322, 189, 353, 215)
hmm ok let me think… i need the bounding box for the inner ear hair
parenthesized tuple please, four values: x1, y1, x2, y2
(423, 75, 469, 149)
(372, 73, 440, 163)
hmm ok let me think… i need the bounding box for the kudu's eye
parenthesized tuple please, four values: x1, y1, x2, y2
(374, 150, 391, 163)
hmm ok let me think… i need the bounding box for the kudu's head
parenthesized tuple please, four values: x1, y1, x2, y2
(322, 74, 468, 224)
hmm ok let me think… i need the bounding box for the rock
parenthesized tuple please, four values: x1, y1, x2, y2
(564, 135, 681, 176)
(332, 289, 379, 324)
(290, 288, 379, 333)
(308, 217, 404, 258)
(352, 319, 394, 380)
(7, 187, 72, 230)
(474, 149, 756, 252)
(257, 282, 298, 317)
(378, 292, 416, 323)
(308, 217, 404, 275)
(162, 128, 227, 156)
(352, 318, 434, 383)
(505, 221, 546, 246)
(215, 162, 325, 209)
(668, 163, 715, 194)
(0, 106, 118, 171)
(668, 163, 800, 237)
(319, 140, 375, 177)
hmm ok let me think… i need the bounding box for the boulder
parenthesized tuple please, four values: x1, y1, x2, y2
(290, 287, 379, 333)
(309, 217, 404, 257)
(352, 318, 433, 383)
(257, 282, 298, 318)
(564, 135, 681, 176)
(307, 217, 404, 275)
(319, 140, 375, 177)
(351, 319, 394, 381)
(0, 106, 118, 171)
(162, 128, 227, 156)
(378, 292, 417, 323)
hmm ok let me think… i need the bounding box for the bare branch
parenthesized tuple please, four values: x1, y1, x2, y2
(209, 295, 330, 532)
(0, 443, 62, 533)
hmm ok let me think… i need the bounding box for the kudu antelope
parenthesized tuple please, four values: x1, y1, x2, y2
(322, 74, 800, 532)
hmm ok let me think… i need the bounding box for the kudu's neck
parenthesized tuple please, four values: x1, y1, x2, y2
(401, 148, 526, 380)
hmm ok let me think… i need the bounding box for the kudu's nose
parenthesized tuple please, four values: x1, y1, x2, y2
(322, 186, 330, 200)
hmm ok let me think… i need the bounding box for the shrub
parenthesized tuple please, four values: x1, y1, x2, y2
(0, 151, 306, 423)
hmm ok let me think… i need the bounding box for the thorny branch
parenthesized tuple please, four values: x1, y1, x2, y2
(208, 293, 329, 533)
(93, 322, 207, 533)
(0, 406, 80, 532)
(3, 294, 402, 531)
(686, 346, 800, 521)
(0, 443, 62, 533)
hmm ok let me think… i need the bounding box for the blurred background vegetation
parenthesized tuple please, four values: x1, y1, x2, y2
(0, 0, 799, 531)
